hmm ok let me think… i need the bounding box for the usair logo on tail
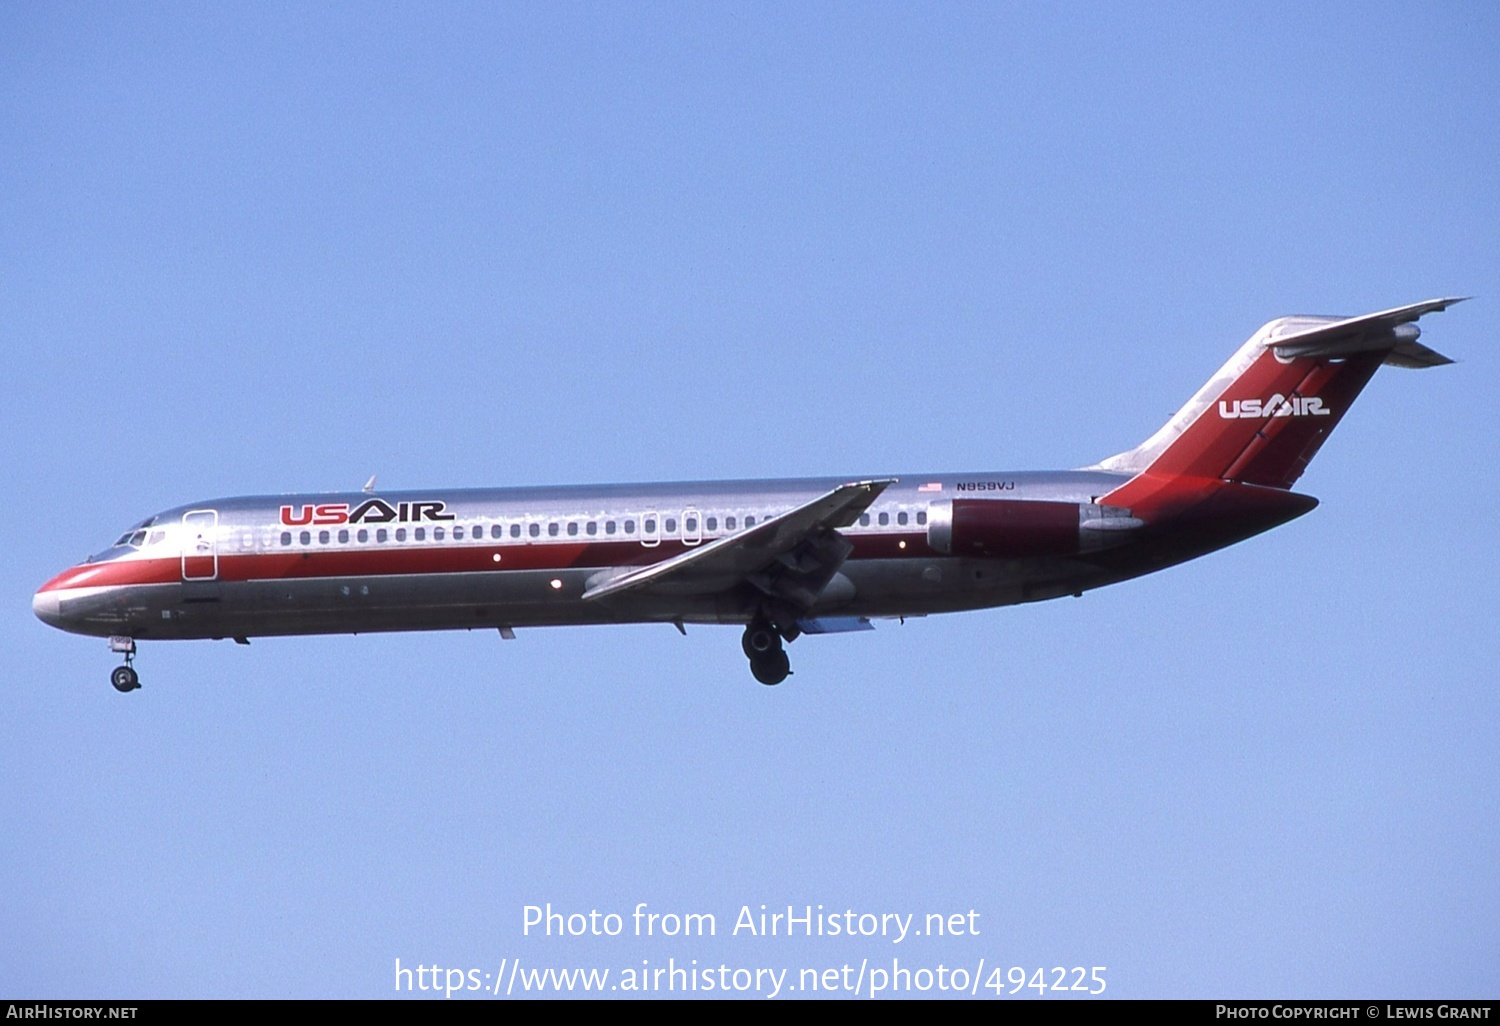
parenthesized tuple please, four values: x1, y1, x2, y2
(1217, 395, 1331, 419)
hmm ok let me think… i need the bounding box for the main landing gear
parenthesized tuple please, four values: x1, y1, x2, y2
(742, 621, 792, 686)
(108, 636, 140, 693)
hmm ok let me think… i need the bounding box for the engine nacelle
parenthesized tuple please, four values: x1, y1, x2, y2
(926, 499, 1141, 557)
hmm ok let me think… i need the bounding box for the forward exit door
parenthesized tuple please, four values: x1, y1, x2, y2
(181, 510, 219, 581)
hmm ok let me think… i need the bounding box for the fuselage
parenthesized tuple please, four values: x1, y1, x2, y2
(35, 468, 1294, 643)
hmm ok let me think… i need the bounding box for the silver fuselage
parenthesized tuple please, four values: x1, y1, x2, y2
(38, 468, 1247, 642)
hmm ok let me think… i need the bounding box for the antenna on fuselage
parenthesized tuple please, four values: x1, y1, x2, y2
(362, 475, 377, 493)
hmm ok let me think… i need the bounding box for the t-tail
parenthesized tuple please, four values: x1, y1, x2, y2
(1094, 298, 1465, 528)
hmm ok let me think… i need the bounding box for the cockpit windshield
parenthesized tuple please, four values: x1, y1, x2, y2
(99, 519, 167, 558)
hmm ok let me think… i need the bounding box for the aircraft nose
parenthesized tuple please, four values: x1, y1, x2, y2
(32, 588, 63, 628)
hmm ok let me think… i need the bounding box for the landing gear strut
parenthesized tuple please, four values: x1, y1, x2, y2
(742, 621, 791, 686)
(108, 636, 140, 693)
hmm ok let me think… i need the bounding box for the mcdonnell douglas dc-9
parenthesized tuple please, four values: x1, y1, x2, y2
(35, 299, 1462, 691)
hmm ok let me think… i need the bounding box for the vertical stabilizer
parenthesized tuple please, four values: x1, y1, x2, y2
(1094, 298, 1463, 516)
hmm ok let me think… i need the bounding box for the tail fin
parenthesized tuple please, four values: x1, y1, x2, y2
(1097, 298, 1464, 515)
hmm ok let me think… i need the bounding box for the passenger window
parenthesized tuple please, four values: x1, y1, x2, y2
(300, 531, 312, 545)
(377, 528, 388, 543)
(494, 524, 505, 540)
(745, 515, 755, 527)
(917, 511, 927, 526)
(586, 522, 598, 536)
(878, 512, 889, 526)
(726, 516, 736, 530)
(665, 518, 676, 533)
(548, 522, 559, 537)
(706, 517, 717, 532)
(644, 518, 656, 533)
(897, 511, 908, 526)
(357, 529, 369, 543)
(281, 532, 292, 547)
(529, 523, 540, 538)
(433, 527, 445, 541)
(624, 520, 635, 535)
(605, 520, 616, 535)
(567, 522, 578, 536)
(395, 528, 407, 542)
(414, 527, 426, 541)
(859, 513, 870, 526)
(338, 529, 350, 543)
(454, 526, 465, 540)
(685, 517, 697, 532)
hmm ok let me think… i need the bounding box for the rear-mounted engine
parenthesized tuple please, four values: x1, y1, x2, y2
(926, 499, 1142, 557)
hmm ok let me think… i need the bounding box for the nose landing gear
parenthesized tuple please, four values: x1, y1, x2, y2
(742, 621, 792, 686)
(108, 636, 140, 693)
(110, 665, 140, 692)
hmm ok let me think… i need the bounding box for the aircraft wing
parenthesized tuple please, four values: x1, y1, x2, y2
(581, 478, 895, 603)
(1264, 296, 1467, 367)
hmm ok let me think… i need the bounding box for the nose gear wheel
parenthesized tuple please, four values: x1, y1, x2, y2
(111, 665, 140, 693)
(108, 636, 141, 693)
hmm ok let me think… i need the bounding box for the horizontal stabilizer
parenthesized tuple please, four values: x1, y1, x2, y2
(1264, 297, 1466, 367)
(1381, 340, 1455, 369)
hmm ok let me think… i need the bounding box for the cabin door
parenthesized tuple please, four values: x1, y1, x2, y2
(181, 510, 219, 581)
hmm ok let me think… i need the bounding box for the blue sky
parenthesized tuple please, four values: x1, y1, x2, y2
(3, 2, 1496, 999)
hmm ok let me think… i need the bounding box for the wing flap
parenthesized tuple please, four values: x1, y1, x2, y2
(796, 616, 875, 634)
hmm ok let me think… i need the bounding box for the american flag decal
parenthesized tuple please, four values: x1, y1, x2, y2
(918, 482, 943, 492)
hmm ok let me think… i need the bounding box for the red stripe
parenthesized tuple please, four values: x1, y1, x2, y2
(40, 533, 939, 591)
(37, 561, 179, 591)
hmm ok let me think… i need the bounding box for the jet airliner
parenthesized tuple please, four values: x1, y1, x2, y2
(34, 299, 1463, 691)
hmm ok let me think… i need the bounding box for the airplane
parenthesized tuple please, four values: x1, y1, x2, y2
(34, 298, 1463, 692)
